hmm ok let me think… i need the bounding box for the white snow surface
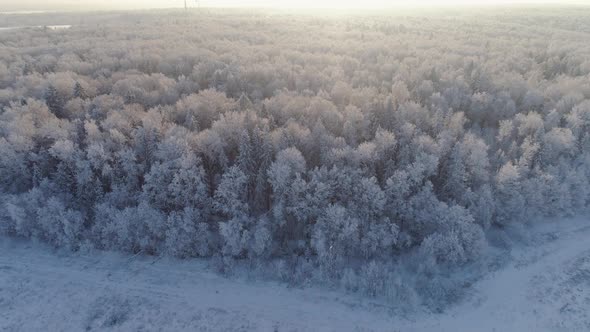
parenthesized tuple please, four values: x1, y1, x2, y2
(1, 217, 589, 331)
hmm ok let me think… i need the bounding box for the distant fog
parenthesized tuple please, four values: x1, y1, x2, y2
(1, 0, 588, 12)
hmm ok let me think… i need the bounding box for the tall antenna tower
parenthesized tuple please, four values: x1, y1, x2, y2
(184, 0, 188, 10)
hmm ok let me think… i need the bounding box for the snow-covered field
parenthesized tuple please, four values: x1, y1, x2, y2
(1, 217, 589, 331)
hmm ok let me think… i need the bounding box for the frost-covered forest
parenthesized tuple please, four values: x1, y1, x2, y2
(1, 7, 589, 306)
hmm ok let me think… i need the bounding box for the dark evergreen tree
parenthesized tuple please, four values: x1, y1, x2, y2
(73, 81, 88, 100)
(44, 85, 65, 118)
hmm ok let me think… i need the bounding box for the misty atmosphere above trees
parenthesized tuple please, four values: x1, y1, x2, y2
(1, 5, 590, 326)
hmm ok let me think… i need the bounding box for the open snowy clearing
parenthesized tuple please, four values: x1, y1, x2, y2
(1, 217, 589, 332)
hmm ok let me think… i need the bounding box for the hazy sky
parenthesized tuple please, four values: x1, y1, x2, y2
(1, 0, 587, 11)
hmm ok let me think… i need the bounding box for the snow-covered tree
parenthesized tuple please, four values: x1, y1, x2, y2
(165, 207, 211, 258)
(214, 165, 249, 218)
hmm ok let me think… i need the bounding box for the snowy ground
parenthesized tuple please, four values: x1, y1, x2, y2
(1, 217, 589, 331)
